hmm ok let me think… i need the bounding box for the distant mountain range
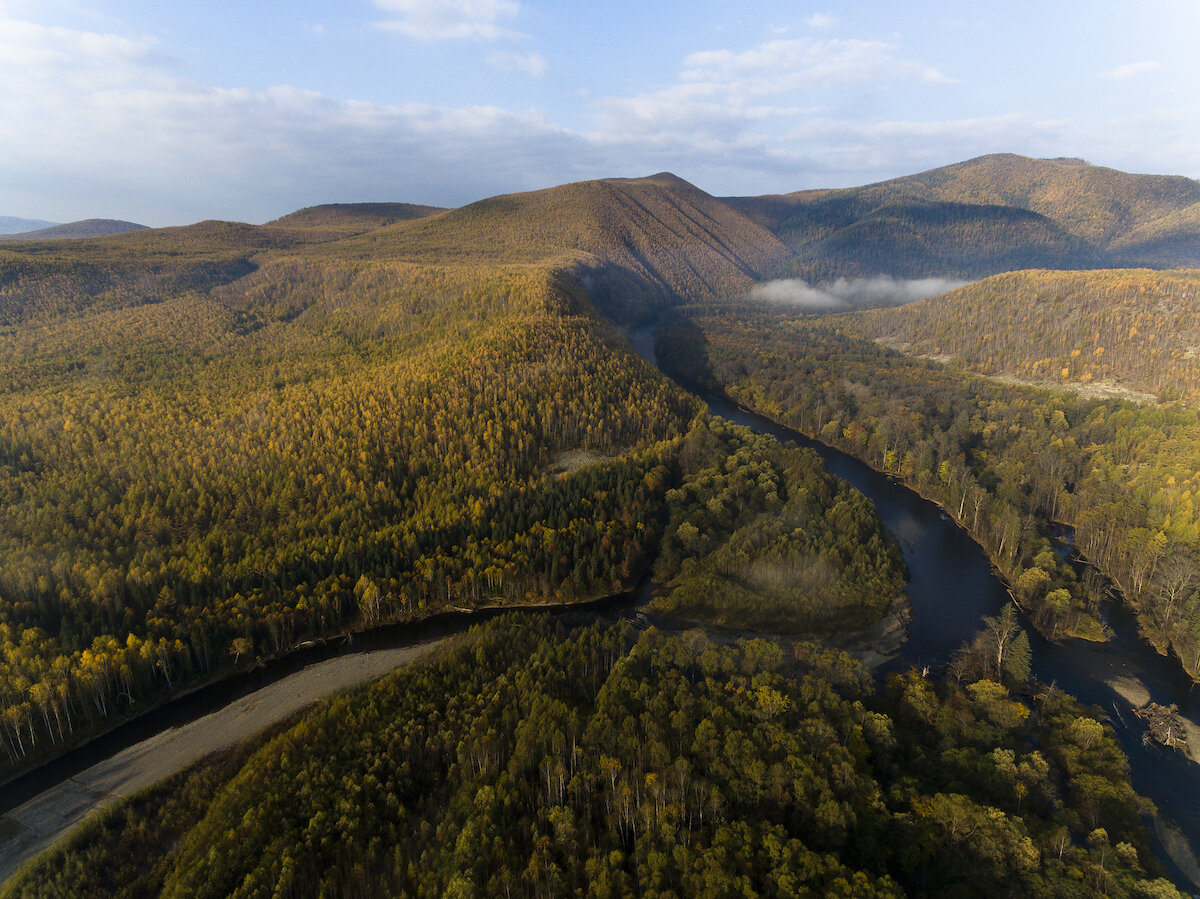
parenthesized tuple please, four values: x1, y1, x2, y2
(297, 155, 1200, 293)
(0, 219, 148, 241)
(724, 153, 1200, 279)
(7, 153, 1200, 280)
(0, 216, 59, 235)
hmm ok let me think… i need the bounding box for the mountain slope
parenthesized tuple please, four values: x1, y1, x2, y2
(861, 154, 1200, 246)
(267, 202, 445, 237)
(854, 267, 1200, 403)
(342, 172, 798, 318)
(724, 154, 1200, 278)
(1109, 201, 1200, 265)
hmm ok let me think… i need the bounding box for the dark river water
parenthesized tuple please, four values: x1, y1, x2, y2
(3, 326, 1197, 892)
(628, 326, 1200, 892)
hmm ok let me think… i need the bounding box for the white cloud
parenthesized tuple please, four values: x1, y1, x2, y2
(586, 36, 964, 164)
(485, 49, 546, 76)
(0, 13, 580, 223)
(748, 276, 969, 310)
(681, 38, 958, 93)
(0, 18, 171, 91)
(1100, 60, 1161, 81)
(4, 10, 1197, 228)
(372, 0, 524, 41)
(807, 13, 836, 29)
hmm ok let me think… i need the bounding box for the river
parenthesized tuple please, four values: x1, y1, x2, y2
(1, 327, 1198, 891)
(627, 325, 1200, 892)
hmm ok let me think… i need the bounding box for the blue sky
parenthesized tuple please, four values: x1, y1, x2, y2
(2, 0, 1197, 225)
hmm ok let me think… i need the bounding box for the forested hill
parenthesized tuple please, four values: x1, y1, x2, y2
(0, 175, 796, 325)
(5, 616, 1181, 898)
(723, 154, 1200, 279)
(855, 267, 1200, 404)
(2, 162, 1198, 895)
(0, 165, 908, 788)
(339, 172, 798, 318)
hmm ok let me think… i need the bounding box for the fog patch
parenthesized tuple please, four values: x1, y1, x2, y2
(747, 275, 969, 310)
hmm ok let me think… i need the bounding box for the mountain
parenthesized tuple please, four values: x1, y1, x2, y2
(349, 172, 797, 318)
(724, 154, 1200, 279)
(0, 173, 792, 326)
(1108, 201, 1200, 265)
(0, 161, 1197, 896)
(0, 217, 59, 235)
(1, 219, 147, 241)
(268, 201, 445, 236)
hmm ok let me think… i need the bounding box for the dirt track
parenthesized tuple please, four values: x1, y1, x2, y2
(0, 640, 442, 885)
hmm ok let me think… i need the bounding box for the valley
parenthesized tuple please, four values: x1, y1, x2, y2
(2, 153, 1200, 894)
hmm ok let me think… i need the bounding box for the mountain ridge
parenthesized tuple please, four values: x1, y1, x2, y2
(0, 217, 59, 235)
(0, 219, 147, 242)
(723, 153, 1200, 279)
(324, 172, 798, 319)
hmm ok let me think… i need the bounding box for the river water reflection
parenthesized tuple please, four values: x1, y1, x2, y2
(629, 326, 1200, 892)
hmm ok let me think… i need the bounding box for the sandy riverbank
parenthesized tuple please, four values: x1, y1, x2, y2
(0, 639, 442, 885)
(1106, 674, 1200, 767)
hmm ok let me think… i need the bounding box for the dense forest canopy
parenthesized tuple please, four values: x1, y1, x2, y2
(4, 155, 1200, 894)
(656, 303, 1200, 676)
(2, 616, 1181, 897)
(0, 171, 888, 781)
(859, 268, 1200, 403)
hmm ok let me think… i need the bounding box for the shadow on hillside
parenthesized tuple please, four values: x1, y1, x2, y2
(649, 315, 720, 396)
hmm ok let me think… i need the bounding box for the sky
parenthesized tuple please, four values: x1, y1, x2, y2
(2, 0, 1198, 226)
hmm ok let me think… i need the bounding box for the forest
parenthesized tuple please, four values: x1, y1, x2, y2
(650, 418, 905, 634)
(3, 156, 1200, 894)
(2, 614, 1181, 897)
(0, 170, 875, 782)
(0, 221, 699, 778)
(656, 304, 1200, 673)
(860, 268, 1200, 403)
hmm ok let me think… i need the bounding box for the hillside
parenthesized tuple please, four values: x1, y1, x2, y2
(855, 268, 1200, 403)
(1, 219, 147, 241)
(1110, 202, 1200, 265)
(267, 202, 445, 238)
(344, 172, 798, 318)
(724, 154, 1200, 279)
(0, 215, 452, 326)
(0, 167, 917, 797)
(5, 162, 1200, 895)
(864, 154, 1200, 246)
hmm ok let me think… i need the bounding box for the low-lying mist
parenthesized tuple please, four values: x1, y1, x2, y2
(746, 275, 969, 310)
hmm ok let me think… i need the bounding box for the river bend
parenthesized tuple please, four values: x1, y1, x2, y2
(0, 327, 1196, 891)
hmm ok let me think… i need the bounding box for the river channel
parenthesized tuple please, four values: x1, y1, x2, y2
(628, 325, 1200, 892)
(1, 326, 1198, 891)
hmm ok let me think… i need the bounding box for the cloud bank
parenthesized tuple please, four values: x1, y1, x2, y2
(372, 0, 525, 41)
(747, 276, 969, 310)
(4, 5, 1199, 226)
